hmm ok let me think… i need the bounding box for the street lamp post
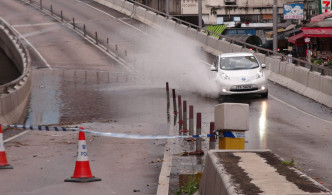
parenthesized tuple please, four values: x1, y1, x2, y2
(198, 0, 202, 29)
(273, 0, 278, 53)
(166, 0, 169, 16)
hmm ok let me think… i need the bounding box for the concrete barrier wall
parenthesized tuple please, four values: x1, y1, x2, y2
(196, 31, 207, 45)
(206, 36, 219, 50)
(265, 57, 280, 73)
(122, 1, 133, 13)
(230, 44, 242, 53)
(0, 18, 32, 124)
(175, 24, 188, 35)
(94, 0, 332, 109)
(186, 28, 197, 40)
(284, 62, 295, 79)
(308, 71, 321, 92)
(217, 40, 231, 54)
(293, 66, 309, 87)
(254, 52, 266, 65)
(155, 15, 167, 26)
(320, 76, 332, 97)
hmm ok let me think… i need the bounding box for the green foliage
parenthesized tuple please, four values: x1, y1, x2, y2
(328, 59, 332, 66)
(313, 59, 324, 65)
(176, 176, 199, 195)
(282, 158, 296, 167)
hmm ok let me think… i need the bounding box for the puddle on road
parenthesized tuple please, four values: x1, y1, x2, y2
(24, 68, 170, 126)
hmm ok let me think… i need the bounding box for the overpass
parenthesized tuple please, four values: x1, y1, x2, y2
(0, 17, 32, 124)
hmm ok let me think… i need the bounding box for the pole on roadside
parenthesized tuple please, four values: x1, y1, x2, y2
(273, 0, 278, 53)
(198, 0, 202, 29)
(166, 0, 169, 16)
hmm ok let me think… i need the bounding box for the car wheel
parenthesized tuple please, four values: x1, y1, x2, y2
(261, 90, 268, 98)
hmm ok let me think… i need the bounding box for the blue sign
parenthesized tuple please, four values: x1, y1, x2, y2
(284, 4, 304, 20)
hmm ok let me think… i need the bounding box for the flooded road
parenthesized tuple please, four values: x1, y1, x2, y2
(1, 0, 332, 194)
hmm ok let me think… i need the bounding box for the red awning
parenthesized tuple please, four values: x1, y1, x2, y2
(310, 11, 332, 22)
(301, 27, 332, 37)
(288, 32, 304, 43)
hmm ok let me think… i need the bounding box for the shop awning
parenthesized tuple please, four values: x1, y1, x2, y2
(288, 32, 304, 43)
(310, 11, 332, 22)
(301, 27, 332, 37)
(205, 25, 227, 38)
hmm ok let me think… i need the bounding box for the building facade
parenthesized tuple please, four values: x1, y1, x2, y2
(138, 0, 320, 25)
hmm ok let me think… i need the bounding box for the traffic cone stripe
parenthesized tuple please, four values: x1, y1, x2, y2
(76, 140, 89, 162)
(0, 134, 5, 151)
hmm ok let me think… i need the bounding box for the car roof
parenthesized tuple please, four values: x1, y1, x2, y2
(218, 52, 255, 58)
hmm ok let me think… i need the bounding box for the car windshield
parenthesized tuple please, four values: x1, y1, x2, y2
(219, 56, 259, 70)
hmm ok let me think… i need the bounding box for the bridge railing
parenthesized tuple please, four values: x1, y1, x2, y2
(0, 18, 31, 94)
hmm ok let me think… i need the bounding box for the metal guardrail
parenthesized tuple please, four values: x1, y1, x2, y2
(0, 18, 31, 94)
(127, 0, 332, 77)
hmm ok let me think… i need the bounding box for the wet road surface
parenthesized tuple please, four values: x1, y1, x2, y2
(0, 0, 332, 194)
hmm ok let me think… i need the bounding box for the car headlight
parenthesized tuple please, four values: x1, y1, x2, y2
(219, 72, 230, 80)
(256, 70, 263, 79)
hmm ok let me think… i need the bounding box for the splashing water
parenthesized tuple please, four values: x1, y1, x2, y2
(132, 26, 220, 98)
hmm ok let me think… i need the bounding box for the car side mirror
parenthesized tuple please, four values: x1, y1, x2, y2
(210, 65, 217, 71)
(261, 64, 266, 68)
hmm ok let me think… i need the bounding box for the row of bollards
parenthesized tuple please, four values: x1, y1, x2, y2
(166, 82, 216, 155)
(28, 0, 128, 59)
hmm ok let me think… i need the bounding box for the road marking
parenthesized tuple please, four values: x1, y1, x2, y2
(4, 130, 29, 143)
(19, 0, 134, 72)
(10, 26, 52, 70)
(75, 0, 154, 38)
(12, 22, 57, 27)
(22, 25, 60, 38)
(270, 94, 332, 125)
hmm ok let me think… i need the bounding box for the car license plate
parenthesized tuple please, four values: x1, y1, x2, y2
(236, 85, 252, 90)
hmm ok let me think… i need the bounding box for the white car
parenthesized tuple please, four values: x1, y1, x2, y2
(210, 52, 268, 98)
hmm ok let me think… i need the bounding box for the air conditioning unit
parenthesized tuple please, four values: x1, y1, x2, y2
(224, 0, 236, 2)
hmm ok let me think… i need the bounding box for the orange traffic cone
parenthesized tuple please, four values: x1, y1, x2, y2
(65, 130, 101, 182)
(0, 124, 13, 169)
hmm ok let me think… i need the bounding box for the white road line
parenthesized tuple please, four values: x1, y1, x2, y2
(75, 0, 154, 38)
(22, 25, 60, 38)
(24, 0, 135, 72)
(4, 130, 29, 143)
(270, 94, 332, 125)
(12, 22, 57, 27)
(10, 26, 52, 70)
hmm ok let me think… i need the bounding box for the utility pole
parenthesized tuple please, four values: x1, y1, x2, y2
(166, 0, 169, 15)
(273, 0, 278, 53)
(198, 0, 202, 29)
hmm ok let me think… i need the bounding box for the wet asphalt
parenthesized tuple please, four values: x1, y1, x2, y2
(1, 0, 332, 194)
